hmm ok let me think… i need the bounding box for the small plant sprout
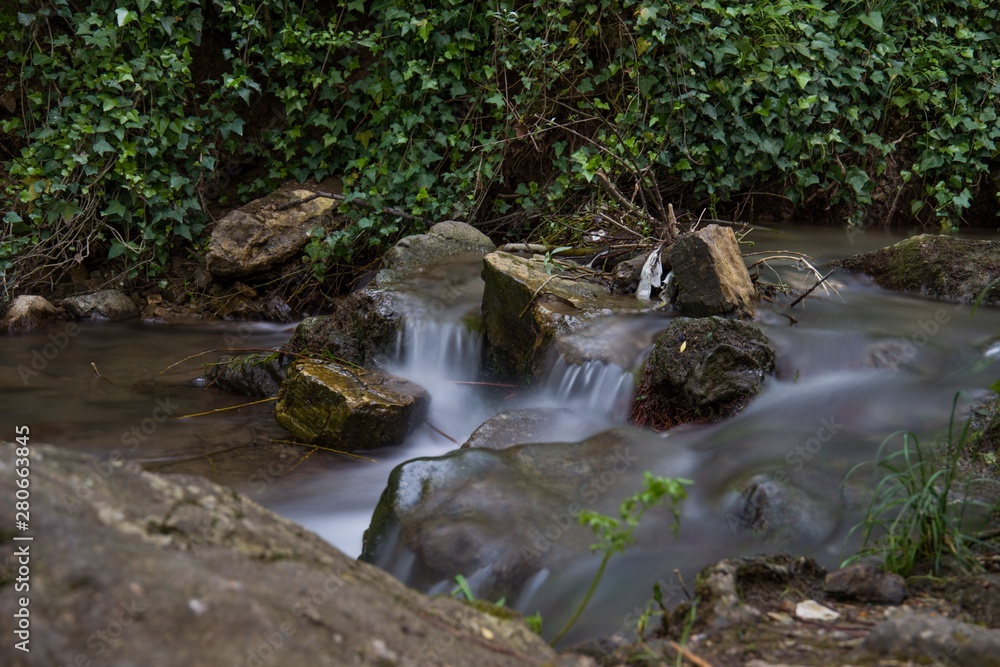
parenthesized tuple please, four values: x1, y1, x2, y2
(550, 472, 691, 646)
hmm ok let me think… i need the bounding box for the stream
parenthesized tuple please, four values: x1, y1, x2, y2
(2, 223, 999, 645)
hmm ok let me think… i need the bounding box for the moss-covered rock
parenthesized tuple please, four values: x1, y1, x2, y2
(634, 317, 775, 428)
(275, 360, 428, 451)
(833, 234, 1000, 305)
(481, 251, 654, 379)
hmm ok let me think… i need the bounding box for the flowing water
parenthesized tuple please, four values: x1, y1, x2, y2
(2, 224, 999, 644)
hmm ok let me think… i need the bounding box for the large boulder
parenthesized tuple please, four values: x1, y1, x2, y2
(481, 252, 652, 379)
(275, 360, 429, 451)
(361, 428, 698, 603)
(373, 220, 496, 287)
(833, 234, 1000, 305)
(206, 189, 336, 278)
(1, 295, 60, 331)
(633, 317, 775, 428)
(61, 289, 138, 321)
(0, 443, 556, 667)
(669, 224, 757, 317)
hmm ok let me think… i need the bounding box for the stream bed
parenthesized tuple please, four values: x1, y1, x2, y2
(2, 223, 998, 645)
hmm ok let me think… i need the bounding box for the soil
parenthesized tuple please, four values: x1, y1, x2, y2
(612, 557, 1000, 667)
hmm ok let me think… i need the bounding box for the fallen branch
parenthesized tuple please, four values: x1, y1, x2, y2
(594, 169, 657, 240)
(668, 641, 715, 667)
(271, 438, 378, 463)
(176, 397, 278, 419)
(425, 419, 460, 445)
(789, 270, 835, 308)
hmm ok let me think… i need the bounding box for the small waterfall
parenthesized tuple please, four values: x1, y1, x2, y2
(394, 318, 483, 379)
(541, 356, 635, 423)
(391, 317, 490, 444)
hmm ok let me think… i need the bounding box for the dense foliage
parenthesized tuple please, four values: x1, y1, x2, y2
(2, 0, 998, 291)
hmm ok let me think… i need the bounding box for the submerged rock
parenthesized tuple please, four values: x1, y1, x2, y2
(62, 289, 139, 320)
(362, 429, 679, 602)
(275, 360, 428, 451)
(462, 408, 606, 450)
(1, 294, 60, 331)
(833, 234, 1000, 305)
(206, 189, 337, 278)
(481, 252, 652, 379)
(374, 220, 496, 287)
(669, 224, 757, 317)
(634, 317, 775, 427)
(0, 442, 554, 667)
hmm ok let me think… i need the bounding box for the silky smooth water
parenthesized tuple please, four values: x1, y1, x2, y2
(2, 224, 998, 643)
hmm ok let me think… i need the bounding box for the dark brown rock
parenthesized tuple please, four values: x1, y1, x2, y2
(824, 562, 907, 604)
(206, 189, 336, 278)
(634, 317, 775, 427)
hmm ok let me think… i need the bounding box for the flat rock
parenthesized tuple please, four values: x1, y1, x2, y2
(669, 224, 757, 317)
(833, 234, 1000, 305)
(862, 608, 1000, 666)
(1, 295, 59, 331)
(61, 289, 138, 320)
(824, 562, 907, 604)
(275, 360, 429, 451)
(206, 189, 336, 278)
(794, 599, 839, 621)
(0, 443, 555, 667)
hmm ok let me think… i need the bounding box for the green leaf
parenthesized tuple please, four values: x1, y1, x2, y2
(859, 11, 883, 32)
(115, 8, 134, 27)
(93, 137, 114, 154)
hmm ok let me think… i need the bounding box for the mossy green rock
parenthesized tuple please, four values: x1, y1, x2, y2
(481, 251, 652, 379)
(275, 361, 428, 451)
(636, 317, 775, 426)
(833, 234, 1000, 305)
